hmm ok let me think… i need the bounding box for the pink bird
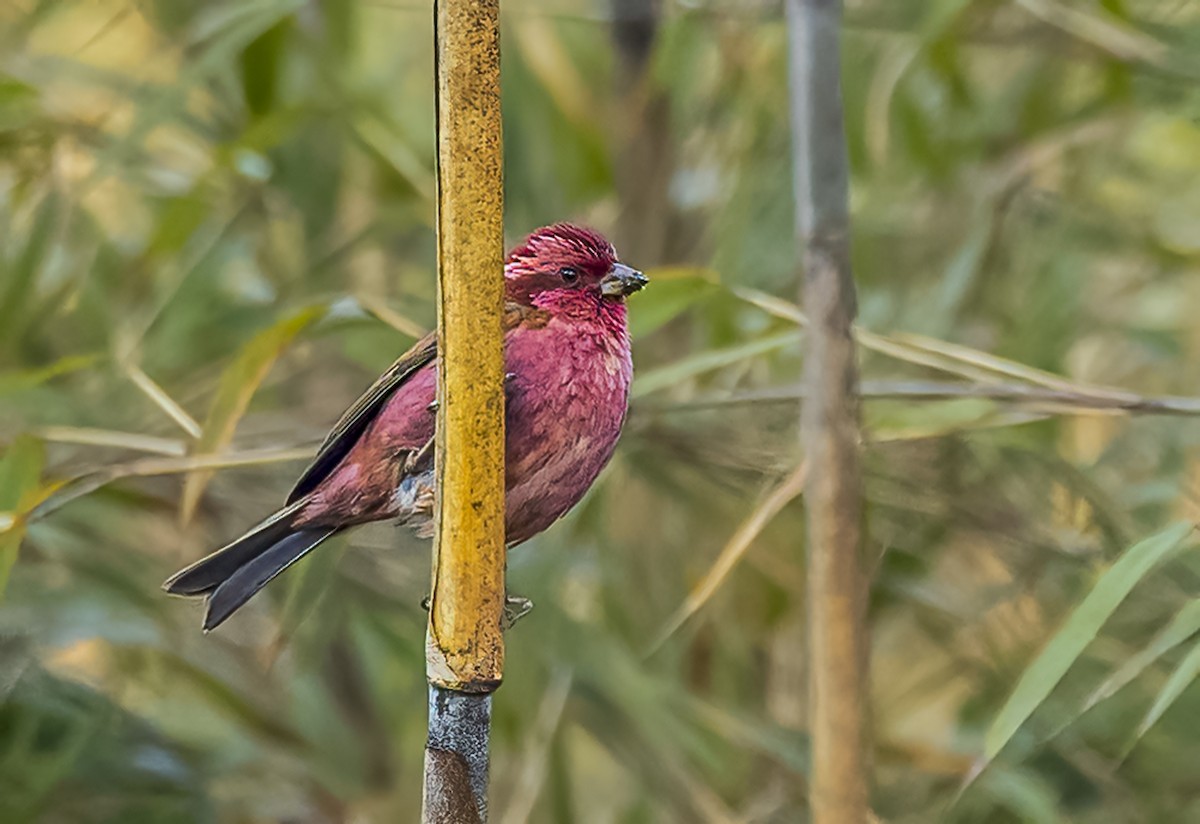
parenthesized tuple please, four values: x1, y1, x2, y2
(164, 223, 647, 630)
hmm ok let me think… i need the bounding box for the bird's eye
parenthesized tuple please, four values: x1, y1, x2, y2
(558, 267, 579, 284)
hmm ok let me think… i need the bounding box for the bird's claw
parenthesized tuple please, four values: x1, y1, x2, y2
(419, 593, 534, 631)
(502, 594, 534, 630)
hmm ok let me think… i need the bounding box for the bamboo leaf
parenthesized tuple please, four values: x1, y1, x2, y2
(632, 331, 801, 398)
(0, 194, 58, 347)
(628, 268, 719, 340)
(0, 355, 100, 396)
(240, 17, 292, 118)
(1081, 598, 1200, 713)
(980, 767, 1061, 824)
(983, 521, 1194, 762)
(1124, 636, 1200, 756)
(179, 305, 326, 523)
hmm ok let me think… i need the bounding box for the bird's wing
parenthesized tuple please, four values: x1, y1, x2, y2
(285, 301, 549, 505)
(287, 331, 438, 503)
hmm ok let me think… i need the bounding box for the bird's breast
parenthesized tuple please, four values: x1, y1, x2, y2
(502, 318, 632, 544)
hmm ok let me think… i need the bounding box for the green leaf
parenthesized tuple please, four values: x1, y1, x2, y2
(628, 268, 719, 339)
(240, 17, 293, 118)
(984, 521, 1194, 761)
(0, 193, 58, 349)
(0, 74, 40, 131)
(1125, 636, 1200, 756)
(1081, 597, 1200, 713)
(631, 331, 801, 398)
(0, 354, 101, 396)
(0, 436, 46, 597)
(980, 767, 1062, 824)
(179, 304, 326, 523)
(146, 192, 212, 259)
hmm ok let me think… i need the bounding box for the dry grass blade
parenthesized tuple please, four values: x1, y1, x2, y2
(354, 293, 428, 339)
(731, 285, 808, 326)
(125, 364, 203, 439)
(732, 285, 1162, 401)
(887, 334, 1143, 401)
(651, 381, 1200, 417)
(732, 286, 1001, 383)
(857, 333, 1005, 384)
(30, 444, 316, 522)
(32, 426, 187, 456)
(645, 462, 807, 656)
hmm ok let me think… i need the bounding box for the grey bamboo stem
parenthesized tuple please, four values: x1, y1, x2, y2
(787, 0, 871, 822)
(424, 691, 492, 824)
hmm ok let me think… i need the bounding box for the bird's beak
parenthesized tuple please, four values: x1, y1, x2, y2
(600, 263, 649, 297)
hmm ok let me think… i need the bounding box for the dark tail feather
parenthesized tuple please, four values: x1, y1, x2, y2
(162, 501, 337, 631)
(164, 502, 308, 596)
(202, 527, 336, 631)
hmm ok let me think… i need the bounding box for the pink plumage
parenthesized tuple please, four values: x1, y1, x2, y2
(163, 223, 647, 630)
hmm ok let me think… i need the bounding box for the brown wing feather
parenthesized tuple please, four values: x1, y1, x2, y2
(286, 302, 549, 505)
(287, 332, 437, 504)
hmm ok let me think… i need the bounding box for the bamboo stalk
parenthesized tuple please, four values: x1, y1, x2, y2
(786, 1, 871, 822)
(422, 0, 506, 821)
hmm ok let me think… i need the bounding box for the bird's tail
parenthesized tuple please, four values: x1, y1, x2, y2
(163, 501, 338, 631)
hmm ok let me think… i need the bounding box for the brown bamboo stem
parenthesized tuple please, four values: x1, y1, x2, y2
(786, 0, 871, 822)
(422, 0, 506, 820)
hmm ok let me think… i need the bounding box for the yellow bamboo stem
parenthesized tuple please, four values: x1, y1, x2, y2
(422, 0, 505, 821)
(427, 0, 506, 694)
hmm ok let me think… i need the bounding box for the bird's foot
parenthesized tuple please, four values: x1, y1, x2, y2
(502, 594, 534, 630)
(418, 593, 534, 631)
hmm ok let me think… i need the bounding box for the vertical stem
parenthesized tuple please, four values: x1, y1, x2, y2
(786, 1, 870, 823)
(424, 691, 493, 824)
(423, 0, 505, 821)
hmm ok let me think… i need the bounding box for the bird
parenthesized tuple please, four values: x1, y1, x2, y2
(163, 223, 647, 631)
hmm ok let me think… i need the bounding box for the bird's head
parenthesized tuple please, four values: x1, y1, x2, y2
(504, 223, 647, 310)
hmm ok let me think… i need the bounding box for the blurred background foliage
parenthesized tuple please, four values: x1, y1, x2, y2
(3, 0, 1200, 821)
